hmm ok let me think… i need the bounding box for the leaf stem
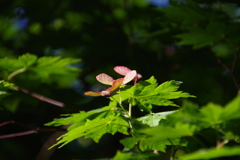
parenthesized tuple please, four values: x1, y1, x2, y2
(215, 56, 240, 92)
(128, 100, 132, 117)
(118, 89, 122, 105)
(8, 67, 27, 81)
(168, 139, 175, 160)
(110, 96, 125, 111)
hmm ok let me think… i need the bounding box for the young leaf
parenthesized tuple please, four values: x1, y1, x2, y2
(200, 94, 240, 125)
(120, 137, 141, 150)
(0, 53, 81, 86)
(0, 80, 15, 101)
(49, 115, 129, 148)
(221, 94, 240, 121)
(18, 53, 37, 67)
(137, 111, 176, 127)
(139, 138, 185, 152)
(115, 76, 194, 113)
(176, 22, 225, 49)
(139, 123, 197, 141)
(45, 102, 117, 128)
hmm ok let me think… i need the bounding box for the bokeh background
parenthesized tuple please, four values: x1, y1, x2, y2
(0, 0, 240, 159)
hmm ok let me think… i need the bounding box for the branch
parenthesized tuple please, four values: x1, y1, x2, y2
(36, 126, 68, 160)
(215, 57, 240, 91)
(0, 130, 37, 139)
(0, 121, 66, 139)
(0, 121, 14, 127)
(231, 52, 238, 73)
(18, 87, 65, 107)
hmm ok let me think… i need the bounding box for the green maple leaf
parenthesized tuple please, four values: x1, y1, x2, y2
(114, 76, 195, 113)
(139, 123, 197, 141)
(200, 94, 240, 125)
(18, 53, 37, 67)
(137, 111, 176, 127)
(120, 136, 185, 152)
(45, 101, 118, 130)
(49, 115, 129, 148)
(120, 122, 195, 152)
(0, 80, 16, 101)
(46, 101, 130, 148)
(176, 21, 225, 49)
(120, 137, 141, 150)
(139, 138, 185, 152)
(0, 53, 81, 86)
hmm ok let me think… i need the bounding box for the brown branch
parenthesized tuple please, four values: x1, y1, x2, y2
(0, 130, 37, 139)
(231, 53, 238, 73)
(18, 87, 65, 107)
(0, 121, 66, 139)
(215, 57, 240, 91)
(0, 121, 14, 127)
(36, 125, 68, 160)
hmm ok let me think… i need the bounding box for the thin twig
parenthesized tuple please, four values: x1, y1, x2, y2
(0, 130, 37, 139)
(0, 121, 14, 127)
(167, 139, 175, 160)
(231, 53, 238, 73)
(110, 96, 125, 111)
(0, 121, 66, 139)
(215, 57, 240, 91)
(18, 87, 65, 107)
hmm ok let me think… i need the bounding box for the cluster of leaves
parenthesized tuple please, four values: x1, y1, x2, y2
(0, 53, 80, 86)
(0, 80, 16, 102)
(47, 74, 240, 159)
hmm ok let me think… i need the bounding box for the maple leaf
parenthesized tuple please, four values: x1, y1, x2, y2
(113, 76, 195, 113)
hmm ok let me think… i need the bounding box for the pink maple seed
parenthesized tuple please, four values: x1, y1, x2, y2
(100, 78, 123, 96)
(100, 90, 111, 96)
(114, 66, 142, 79)
(114, 66, 132, 76)
(123, 70, 137, 85)
(84, 91, 102, 97)
(84, 78, 124, 97)
(96, 73, 114, 85)
(109, 78, 124, 92)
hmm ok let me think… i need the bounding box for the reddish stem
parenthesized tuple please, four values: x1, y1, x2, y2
(19, 88, 65, 107)
(0, 121, 14, 127)
(215, 57, 240, 91)
(0, 130, 37, 139)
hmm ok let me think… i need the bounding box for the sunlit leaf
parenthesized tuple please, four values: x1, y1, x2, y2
(18, 53, 37, 67)
(115, 76, 194, 113)
(137, 111, 176, 127)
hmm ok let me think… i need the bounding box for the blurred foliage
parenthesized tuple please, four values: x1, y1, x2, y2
(0, 0, 240, 159)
